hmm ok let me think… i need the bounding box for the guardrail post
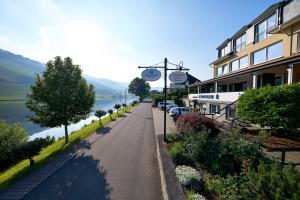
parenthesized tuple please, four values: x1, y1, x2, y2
(281, 151, 286, 164)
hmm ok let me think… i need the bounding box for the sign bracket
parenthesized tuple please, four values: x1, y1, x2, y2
(138, 58, 189, 142)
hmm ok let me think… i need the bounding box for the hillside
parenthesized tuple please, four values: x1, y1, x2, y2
(0, 49, 127, 100)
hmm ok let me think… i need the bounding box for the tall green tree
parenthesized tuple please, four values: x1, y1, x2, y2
(128, 77, 150, 100)
(26, 57, 96, 144)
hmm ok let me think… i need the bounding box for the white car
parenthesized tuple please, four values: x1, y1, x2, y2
(157, 102, 164, 109)
(169, 107, 190, 117)
(159, 102, 172, 110)
(166, 104, 178, 112)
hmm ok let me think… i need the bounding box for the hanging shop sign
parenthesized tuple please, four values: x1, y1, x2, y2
(141, 69, 161, 81)
(169, 71, 187, 83)
(170, 83, 185, 89)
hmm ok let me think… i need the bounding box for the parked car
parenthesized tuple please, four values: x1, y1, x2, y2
(160, 102, 172, 110)
(166, 104, 178, 112)
(157, 102, 164, 109)
(169, 107, 190, 117)
(158, 100, 174, 109)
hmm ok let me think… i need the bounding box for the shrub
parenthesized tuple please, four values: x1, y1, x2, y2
(219, 133, 263, 170)
(184, 131, 264, 176)
(114, 104, 121, 114)
(237, 83, 300, 130)
(165, 133, 181, 143)
(204, 174, 244, 200)
(16, 136, 55, 166)
(186, 190, 207, 200)
(169, 143, 190, 165)
(175, 165, 202, 191)
(152, 93, 165, 107)
(95, 110, 107, 125)
(176, 114, 219, 135)
(108, 109, 114, 119)
(241, 161, 300, 200)
(0, 120, 28, 171)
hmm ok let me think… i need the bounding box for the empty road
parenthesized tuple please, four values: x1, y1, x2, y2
(22, 100, 162, 200)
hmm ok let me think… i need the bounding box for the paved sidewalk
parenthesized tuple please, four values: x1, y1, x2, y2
(152, 107, 175, 136)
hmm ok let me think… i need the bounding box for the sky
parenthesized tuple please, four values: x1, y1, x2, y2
(0, 0, 278, 87)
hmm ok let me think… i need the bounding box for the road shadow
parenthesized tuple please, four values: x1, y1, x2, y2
(118, 114, 127, 118)
(75, 140, 92, 150)
(96, 127, 112, 135)
(22, 154, 112, 200)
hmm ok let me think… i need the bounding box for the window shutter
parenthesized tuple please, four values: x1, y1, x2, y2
(246, 26, 254, 45)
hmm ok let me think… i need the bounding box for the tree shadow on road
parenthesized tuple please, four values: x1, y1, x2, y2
(96, 127, 112, 135)
(22, 154, 112, 200)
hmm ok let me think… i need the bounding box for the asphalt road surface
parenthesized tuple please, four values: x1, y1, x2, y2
(22, 100, 162, 200)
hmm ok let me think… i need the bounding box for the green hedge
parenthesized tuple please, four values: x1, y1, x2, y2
(237, 83, 300, 130)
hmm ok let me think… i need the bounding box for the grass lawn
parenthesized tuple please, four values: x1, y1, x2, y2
(0, 105, 134, 191)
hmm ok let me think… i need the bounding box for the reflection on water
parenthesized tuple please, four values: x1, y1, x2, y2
(0, 97, 137, 139)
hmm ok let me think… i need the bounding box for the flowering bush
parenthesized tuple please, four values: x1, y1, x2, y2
(176, 114, 219, 135)
(175, 165, 201, 190)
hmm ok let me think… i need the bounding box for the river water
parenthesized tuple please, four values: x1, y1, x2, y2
(0, 97, 137, 140)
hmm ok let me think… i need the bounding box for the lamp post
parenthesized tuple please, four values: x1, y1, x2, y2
(138, 58, 189, 141)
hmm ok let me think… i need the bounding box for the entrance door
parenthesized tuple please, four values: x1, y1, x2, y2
(226, 104, 236, 120)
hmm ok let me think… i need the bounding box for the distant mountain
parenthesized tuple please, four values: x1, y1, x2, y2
(84, 75, 128, 92)
(0, 49, 127, 100)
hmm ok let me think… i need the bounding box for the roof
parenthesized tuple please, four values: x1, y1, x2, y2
(186, 72, 201, 86)
(249, 2, 285, 25)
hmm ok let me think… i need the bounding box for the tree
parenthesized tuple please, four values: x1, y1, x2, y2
(237, 83, 300, 130)
(95, 110, 107, 126)
(128, 77, 150, 100)
(108, 109, 114, 120)
(26, 56, 96, 144)
(18, 136, 55, 166)
(122, 103, 127, 111)
(114, 104, 121, 115)
(0, 120, 28, 170)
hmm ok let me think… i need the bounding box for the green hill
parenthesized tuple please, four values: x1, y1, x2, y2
(0, 49, 126, 100)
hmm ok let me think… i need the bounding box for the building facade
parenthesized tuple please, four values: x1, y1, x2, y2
(188, 0, 300, 120)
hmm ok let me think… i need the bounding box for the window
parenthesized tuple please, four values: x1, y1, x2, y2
(230, 56, 248, 72)
(239, 56, 248, 69)
(234, 34, 246, 52)
(209, 104, 220, 114)
(219, 45, 230, 57)
(255, 13, 277, 42)
(267, 42, 283, 60)
(231, 60, 239, 71)
(274, 76, 283, 86)
(253, 41, 283, 65)
(253, 48, 267, 65)
(298, 32, 300, 52)
(217, 64, 228, 76)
